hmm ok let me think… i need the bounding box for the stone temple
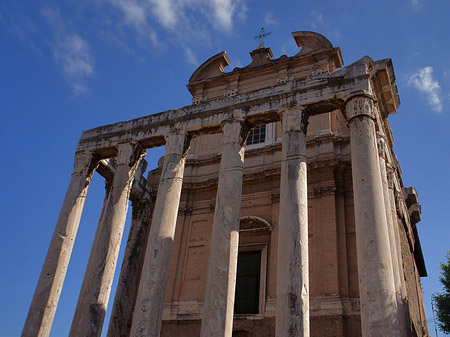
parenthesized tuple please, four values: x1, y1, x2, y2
(22, 31, 429, 337)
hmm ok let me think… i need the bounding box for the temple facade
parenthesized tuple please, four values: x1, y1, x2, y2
(22, 32, 429, 337)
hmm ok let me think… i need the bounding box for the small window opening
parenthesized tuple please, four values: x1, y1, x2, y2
(246, 125, 266, 145)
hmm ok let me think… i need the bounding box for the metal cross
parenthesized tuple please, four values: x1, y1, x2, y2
(254, 27, 271, 47)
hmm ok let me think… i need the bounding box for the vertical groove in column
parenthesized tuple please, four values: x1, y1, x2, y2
(276, 105, 309, 337)
(69, 143, 145, 337)
(200, 118, 248, 337)
(131, 132, 190, 337)
(345, 96, 399, 337)
(22, 151, 98, 337)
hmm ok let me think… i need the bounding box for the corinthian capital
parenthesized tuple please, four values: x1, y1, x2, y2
(116, 142, 146, 166)
(73, 151, 98, 176)
(221, 118, 249, 146)
(344, 95, 376, 123)
(279, 103, 308, 134)
(164, 131, 191, 156)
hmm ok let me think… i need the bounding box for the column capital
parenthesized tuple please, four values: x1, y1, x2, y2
(278, 103, 308, 134)
(116, 142, 146, 167)
(73, 151, 98, 176)
(221, 118, 249, 146)
(164, 131, 191, 157)
(344, 94, 376, 123)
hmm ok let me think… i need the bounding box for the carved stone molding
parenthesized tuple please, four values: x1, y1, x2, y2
(344, 95, 376, 123)
(377, 134, 387, 160)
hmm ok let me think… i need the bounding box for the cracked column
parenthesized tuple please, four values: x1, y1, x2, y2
(69, 142, 145, 337)
(22, 151, 98, 337)
(276, 105, 310, 337)
(200, 118, 248, 337)
(130, 132, 190, 337)
(345, 96, 399, 337)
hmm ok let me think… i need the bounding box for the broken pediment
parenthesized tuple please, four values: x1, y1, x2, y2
(187, 31, 344, 103)
(188, 51, 230, 84)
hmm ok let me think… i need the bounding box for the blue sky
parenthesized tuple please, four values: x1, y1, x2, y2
(1, 0, 449, 336)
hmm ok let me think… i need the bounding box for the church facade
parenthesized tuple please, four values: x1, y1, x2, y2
(22, 32, 428, 337)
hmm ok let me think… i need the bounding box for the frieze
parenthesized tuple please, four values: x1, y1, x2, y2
(77, 57, 374, 156)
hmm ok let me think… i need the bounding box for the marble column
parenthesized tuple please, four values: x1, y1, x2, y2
(200, 118, 248, 337)
(377, 135, 407, 337)
(69, 142, 145, 337)
(106, 198, 153, 337)
(130, 132, 190, 337)
(275, 105, 310, 337)
(22, 151, 98, 337)
(344, 95, 400, 337)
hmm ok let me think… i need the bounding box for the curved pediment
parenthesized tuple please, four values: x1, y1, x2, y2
(292, 31, 333, 56)
(189, 51, 230, 84)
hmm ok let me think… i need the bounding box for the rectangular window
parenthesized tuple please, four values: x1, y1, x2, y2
(246, 125, 266, 145)
(234, 251, 261, 315)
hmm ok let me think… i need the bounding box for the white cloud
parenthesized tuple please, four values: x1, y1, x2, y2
(212, 0, 234, 31)
(43, 7, 95, 95)
(183, 46, 198, 65)
(103, 0, 245, 63)
(149, 0, 177, 29)
(408, 67, 443, 112)
(264, 12, 276, 26)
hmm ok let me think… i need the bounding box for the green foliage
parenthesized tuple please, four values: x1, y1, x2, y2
(435, 250, 450, 334)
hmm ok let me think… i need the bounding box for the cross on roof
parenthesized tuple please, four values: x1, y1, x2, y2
(254, 27, 271, 47)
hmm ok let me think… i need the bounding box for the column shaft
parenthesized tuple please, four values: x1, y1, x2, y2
(388, 166, 409, 332)
(200, 119, 248, 337)
(69, 143, 145, 337)
(130, 132, 189, 337)
(276, 106, 309, 337)
(106, 199, 153, 337)
(378, 136, 407, 337)
(22, 151, 97, 337)
(345, 96, 399, 337)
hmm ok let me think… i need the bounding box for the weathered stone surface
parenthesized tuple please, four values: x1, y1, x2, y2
(276, 105, 310, 337)
(106, 198, 153, 337)
(22, 151, 98, 337)
(131, 132, 190, 337)
(200, 118, 248, 337)
(69, 143, 145, 337)
(22, 31, 429, 337)
(345, 96, 399, 337)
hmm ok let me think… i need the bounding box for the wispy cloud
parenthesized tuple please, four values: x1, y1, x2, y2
(264, 12, 276, 26)
(410, 0, 421, 9)
(43, 7, 94, 95)
(408, 67, 443, 112)
(0, 9, 42, 55)
(104, 0, 246, 64)
(304, 11, 341, 42)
